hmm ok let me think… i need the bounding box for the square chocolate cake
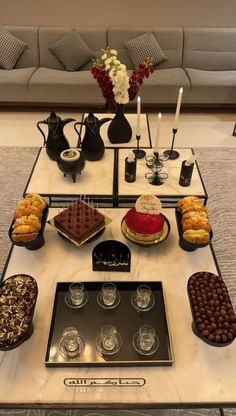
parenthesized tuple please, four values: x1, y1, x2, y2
(54, 199, 105, 243)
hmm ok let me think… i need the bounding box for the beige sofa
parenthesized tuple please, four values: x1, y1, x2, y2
(0, 26, 236, 107)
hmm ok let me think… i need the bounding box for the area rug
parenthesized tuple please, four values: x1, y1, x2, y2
(0, 146, 235, 416)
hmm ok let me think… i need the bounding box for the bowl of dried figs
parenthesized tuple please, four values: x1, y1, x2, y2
(0, 274, 38, 351)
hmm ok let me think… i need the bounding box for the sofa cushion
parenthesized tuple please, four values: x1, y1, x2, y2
(39, 27, 107, 70)
(129, 68, 191, 104)
(0, 26, 27, 70)
(184, 68, 236, 104)
(29, 67, 104, 104)
(124, 32, 168, 68)
(108, 27, 183, 70)
(0, 67, 36, 101)
(48, 29, 95, 71)
(183, 28, 236, 71)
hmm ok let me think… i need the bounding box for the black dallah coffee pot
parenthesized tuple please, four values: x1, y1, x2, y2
(74, 112, 111, 161)
(37, 110, 75, 160)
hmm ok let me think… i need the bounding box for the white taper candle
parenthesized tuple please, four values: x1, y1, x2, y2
(154, 112, 162, 153)
(136, 96, 141, 136)
(174, 87, 183, 129)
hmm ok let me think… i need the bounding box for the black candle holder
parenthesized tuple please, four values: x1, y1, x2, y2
(233, 123, 236, 137)
(145, 152, 168, 186)
(133, 135, 146, 159)
(164, 128, 180, 160)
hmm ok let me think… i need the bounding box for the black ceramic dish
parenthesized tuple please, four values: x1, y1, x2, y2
(175, 209, 213, 252)
(56, 149, 86, 183)
(0, 274, 38, 351)
(187, 271, 236, 347)
(9, 205, 48, 250)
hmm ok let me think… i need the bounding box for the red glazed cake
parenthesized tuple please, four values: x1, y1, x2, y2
(54, 199, 105, 244)
(124, 195, 165, 242)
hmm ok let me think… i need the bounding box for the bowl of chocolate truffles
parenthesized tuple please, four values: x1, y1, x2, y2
(0, 274, 38, 351)
(188, 271, 236, 346)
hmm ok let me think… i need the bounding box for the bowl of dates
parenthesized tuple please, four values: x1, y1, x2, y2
(0, 274, 38, 350)
(188, 271, 236, 346)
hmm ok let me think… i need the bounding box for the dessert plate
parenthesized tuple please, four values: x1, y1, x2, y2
(121, 215, 170, 247)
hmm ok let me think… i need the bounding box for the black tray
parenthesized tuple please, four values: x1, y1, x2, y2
(175, 208, 212, 252)
(45, 281, 173, 367)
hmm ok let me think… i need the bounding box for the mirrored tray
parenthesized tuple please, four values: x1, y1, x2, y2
(45, 281, 173, 367)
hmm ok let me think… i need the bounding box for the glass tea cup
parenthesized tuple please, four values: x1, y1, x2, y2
(59, 326, 85, 360)
(101, 282, 117, 307)
(101, 324, 118, 351)
(136, 285, 152, 309)
(69, 282, 85, 306)
(138, 325, 156, 351)
(96, 324, 122, 356)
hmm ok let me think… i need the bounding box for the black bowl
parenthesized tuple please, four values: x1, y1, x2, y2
(0, 274, 38, 351)
(57, 149, 86, 182)
(9, 205, 48, 250)
(175, 209, 212, 252)
(187, 271, 236, 347)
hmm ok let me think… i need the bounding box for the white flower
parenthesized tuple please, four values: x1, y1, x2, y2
(105, 58, 112, 66)
(99, 47, 130, 105)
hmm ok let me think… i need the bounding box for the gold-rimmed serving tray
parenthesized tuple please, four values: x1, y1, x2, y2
(45, 281, 173, 367)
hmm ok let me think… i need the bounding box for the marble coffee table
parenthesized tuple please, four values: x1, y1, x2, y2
(24, 147, 116, 206)
(1, 207, 235, 409)
(117, 148, 207, 207)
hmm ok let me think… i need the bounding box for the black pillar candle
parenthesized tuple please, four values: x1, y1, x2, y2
(125, 155, 137, 183)
(179, 160, 194, 187)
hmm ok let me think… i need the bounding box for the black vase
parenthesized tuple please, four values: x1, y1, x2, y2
(107, 104, 132, 144)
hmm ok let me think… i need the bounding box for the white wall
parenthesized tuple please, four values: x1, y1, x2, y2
(1, 0, 236, 27)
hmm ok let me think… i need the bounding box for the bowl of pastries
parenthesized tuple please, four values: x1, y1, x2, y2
(176, 196, 212, 251)
(9, 193, 48, 250)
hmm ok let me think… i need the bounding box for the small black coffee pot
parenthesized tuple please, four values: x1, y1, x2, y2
(37, 110, 75, 160)
(74, 112, 111, 161)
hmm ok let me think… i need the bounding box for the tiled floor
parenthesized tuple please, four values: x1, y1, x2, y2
(0, 110, 235, 148)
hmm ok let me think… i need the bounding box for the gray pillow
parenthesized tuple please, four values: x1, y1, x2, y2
(49, 29, 95, 71)
(124, 32, 168, 68)
(0, 26, 27, 70)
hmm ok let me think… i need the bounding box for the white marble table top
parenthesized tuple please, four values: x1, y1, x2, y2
(82, 113, 151, 148)
(118, 148, 206, 201)
(1, 207, 235, 407)
(25, 147, 115, 198)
